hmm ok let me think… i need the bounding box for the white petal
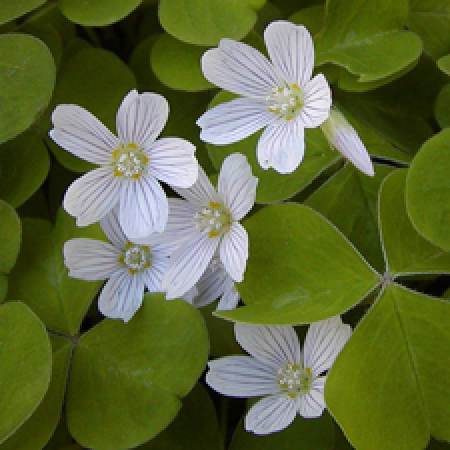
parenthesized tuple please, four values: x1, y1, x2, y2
(162, 232, 219, 299)
(218, 153, 258, 220)
(118, 175, 168, 239)
(264, 21, 314, 86)
(147, 137, 198, 188)
(173, 165, 220, 207)
(201, 40, 280, 98)
(98, 269, 145, 322)
(235, 324, 301, 369)
(63, 167, 121, 226)
(50, 104, 118, 165)
(116, 90, 169, 148)
(303, 316, 352, 377)
(194, 263, 229, 308)
(219, 222, 248, 282)
(297, 377, 326, 418)
(321, 109, 374, 176)
(216, 281, 240, 311)
(64, 238, 121, 280)
(257, 120, 304, 174)
(197, 98, 273, 145)
(245, 394, 297, 435)
(142, 255, 168, 292)
(181, 285, 198, 304)
(99, 207, 127, 249)
(207, 355, 279, 397)
(298, 74, 332, 128)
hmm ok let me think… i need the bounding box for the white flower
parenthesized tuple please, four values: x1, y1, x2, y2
(193, 255, 240, 311)
(206, 317, 352, 435)
(321, 108, 374, 176)
(197, 20, 332, 175)
(50, 90, 198, 239)
(63, 208, 174, 322)
(160, 153, 258, 300)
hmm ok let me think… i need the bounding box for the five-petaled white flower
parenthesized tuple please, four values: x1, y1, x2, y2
(321, 108, 374, 176)
(197, 20, 332, 175)
(206, 317, 352, 435)
(160, 153, 258, 300)
(63, 208, 174, 322)
(50, 89, 198, 239)
(193, 255, 240, 311)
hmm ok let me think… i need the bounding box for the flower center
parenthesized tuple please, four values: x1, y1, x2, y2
(112, 142, 148, 179)
(277, 363, 312, 398)
(119, 243, 151, 274)
(195, 201, 232, 239)
(266, 84, 304, 121)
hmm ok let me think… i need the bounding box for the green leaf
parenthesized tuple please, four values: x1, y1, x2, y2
(138, 383, 221, 449)
(2, 336, 72, 450)
(335, 88, 433, 156)
(435, 83, 450, 128)
(0, 131, 50, 208)
(379, 169, 450, 276)
(315, 0, 422, 82)
(409, 0, 450, 60)
(0, 302, 52, 443)
(326, 283, 450, 449)
(158, 0, 266, 46)
(229, 412, 333, 450)
(217, 203, 379, 324)
(7, 208, 105, 335)
(306, 163, 394, 273)
(0, 33, 55, 144)
(60, 0, 142, 26)
(207, 91, 339, 204)
(289, 5, 324, 36)
(406, 128, 450, 251)
(43, 47, 136, 172)
(437, 54, 450, 75)
(0, 0, 46, 24)
(0, 200, 21, 275)
(151, 33, 213, 91)
(67, 294, 209, 450)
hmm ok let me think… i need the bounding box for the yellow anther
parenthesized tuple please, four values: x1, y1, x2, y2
(285, 116, 294, 121)
(142, 155, 148, 164)
(128, 142, 138, 149)
(209, 230, 219, 238)
(292, 83, 299, 89)
(209, 201, 221, 208)
(306, 367, 312, 376)
(278, 87, 283, 92)
(132, 173, 140, 179)
(114, 168, 123, 177)
(118, 255, 124, 264)
(112, 149, 120, 158)
(125, 242, 134, 249)
(129, 268, 137, 274)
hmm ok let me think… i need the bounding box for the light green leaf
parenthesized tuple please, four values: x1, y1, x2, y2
(2, 336, 72, 450)
(306, 163, 394, 273)
(409, 0, 450, 60)
(406, 128, 450, 251)
(43, 47, 136, 173)
(151, 33, 213, 91)
(0, 131, 50, 208)
(0, 33, 55, 144)
(207, 91, 339, 204)
(158, 0, 266, 46)
(435, 83, 450, 128)
(379, 169, 450, 276)
(289, 5, 324, 36)
(217, 203, 379, 324)
(326, 283, 450, 449)
(437, 54, 450, 75)
(60, 0, 142, 26)
(0, 200, 21, 275)
(315, 0, 422, 82)
(67, 294, 209, 450)
(7, 208, 105, 335)
(229, 412, 333, 450)
(138, 383, 221, 449)
(0, 0, 46, 24)
(0, 302, 52, 443)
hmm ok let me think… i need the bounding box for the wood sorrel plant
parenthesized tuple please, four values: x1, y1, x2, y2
(0, 1, 449, 450)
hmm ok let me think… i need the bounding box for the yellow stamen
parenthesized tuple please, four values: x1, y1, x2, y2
(129, 268, 137, 274)
(114, 169, 123, 177)
(118, 255, 124, 264)
(128, 142, 138, 149)
(142, 155, 148, 164)
(132, 173, 140, 179)
(306, 367, 312, 376)
(278, 87, 283, 92)
(209, 201, 221, 208)
(291, 83, 299, 89)
(112, 149, 120, 158)
(209, 230, 219, 238)
(285, 116, 293, 121)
